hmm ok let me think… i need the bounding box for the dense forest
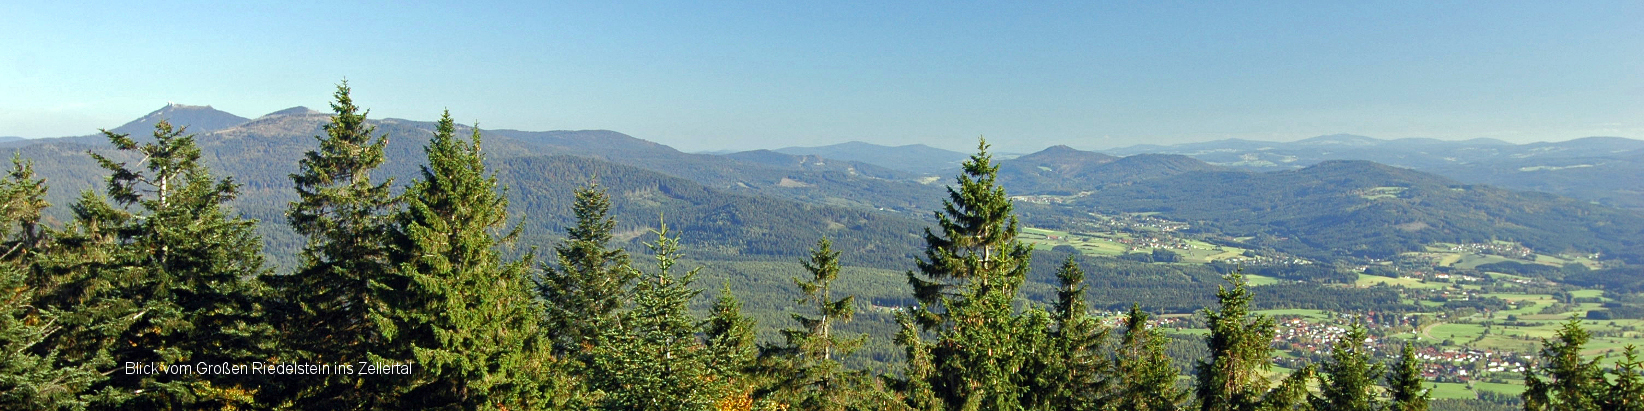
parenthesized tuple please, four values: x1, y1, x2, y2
(3, 84, 1642, 410)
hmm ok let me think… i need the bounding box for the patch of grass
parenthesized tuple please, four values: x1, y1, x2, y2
(1356, 274, 1447, 289)
(1472, 381, 1524, 396)
(1244, 274, 1280, 286)
(1426, 382, 1477, 400)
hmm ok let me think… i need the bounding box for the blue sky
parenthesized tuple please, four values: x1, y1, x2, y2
(3, 1, 1640, 152)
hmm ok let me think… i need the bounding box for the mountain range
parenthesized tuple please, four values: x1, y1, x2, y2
(1097, 133, 1644, 210)
(7, 103, 1644, 280)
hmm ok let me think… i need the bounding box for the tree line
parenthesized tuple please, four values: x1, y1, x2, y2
(2, 83, 1641, 410)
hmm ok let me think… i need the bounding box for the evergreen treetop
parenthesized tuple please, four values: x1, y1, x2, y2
(539, 180, 634, 356)
(1195, 273, 1280, 411)
(589, 220, 717, 410)
(386, 111, 552, 409)
(766, 238, 869, 410)
(1315, 322, 1384, 411)
(1386, 343, 1430, 411)
(906, 138, 1032, 330)
(67, 121, 274, 408)
(1523, 317, 1606, 411)
(274, 82, 399, 409)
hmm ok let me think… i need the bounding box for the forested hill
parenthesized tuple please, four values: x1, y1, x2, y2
(494, 155, 927, 269)
(772, 141, 971, 174)
(997, 145, 1220, 195)
(1076, 159, 1644, 263)
(3, 105, 938, 269)
(109, 103, 249, 136)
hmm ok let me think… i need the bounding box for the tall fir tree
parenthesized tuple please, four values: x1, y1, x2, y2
(1315, 322, 1383, 411)
(1385, 343, 1430, 411)
(589, 220, 718, 410)
(765, 238, 868, 410)
(1111, 304, 1187, 411)
(1523, 317, 1605, 411)
(538, 180, 634, 356)
(385, 112, 557, 409)
(898, 139, 1043, 410)
(905, 139, 1032, 329)
(1026, 256, 1109, 410)
(273, 82, 399, 409)
(536, 180, 635, 408)
(56, 121, 275, 408)
(0, 156, 101, 409)
(1195, 273, 1290, 411)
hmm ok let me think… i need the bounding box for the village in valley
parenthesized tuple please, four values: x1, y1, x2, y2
(1018, 209, 1642, 401)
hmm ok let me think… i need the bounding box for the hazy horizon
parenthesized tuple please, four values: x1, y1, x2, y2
(5, 1, 1641, 153)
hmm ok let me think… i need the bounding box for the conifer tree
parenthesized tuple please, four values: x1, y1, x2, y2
(1387, 343, 1426, 411)
(704, 285, 761, 409)
(898, 139, 1042, 409)
(1028, 256, 1109, 409)
(766, 238, 868, 410)
(1315, 322, 1383, 411)
(385, 112, 555, 409)
(1258, 365, 1315, 411)
(61, 121, 275, 408)
(894, 315, 942, 411)
(1603, 345, 1643, 411)
(905, 139, 1032, 329)
(1385, 343, 1430, 411)
(274, 82, 398, 409)
(1195, 273, 1283, 411)
(1112, 304, 1187, 411)
(589, 220, 717, 410)
(1523, 317, 1605, 411)
(0, 156, 100, 408)
(539, 180, 634, 356)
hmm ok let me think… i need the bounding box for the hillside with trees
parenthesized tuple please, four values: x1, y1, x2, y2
(5, 85, 1644, 410)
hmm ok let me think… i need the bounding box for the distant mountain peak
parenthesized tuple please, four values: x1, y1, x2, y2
(773, 141, 969, 174)
(1294, 134, 1383, 146)
(1017, 145, 1115, 164)
(111, 103, 250, 135)
(261, 106, 322, 117)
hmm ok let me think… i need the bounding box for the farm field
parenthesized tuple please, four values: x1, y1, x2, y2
(1355, 274, 1448, 289)
(1020, 226, 1249, 263)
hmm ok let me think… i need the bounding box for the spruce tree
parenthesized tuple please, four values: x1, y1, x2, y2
(1523, 317, 1605, 411)
(273, 82, 398, 409)
(539, 180, 634, 356)
(1195, 273, 1281, 411)
(385, 112, 555, 409)
(1112, 304, 1187, 411)
(60, 121, 275, 408)
(905, 139, 1032, 329)
(1604, 345, 1643, 411)
(1258, 365, 1315, 411)
(0, 156, 101, 409)
(1385, 343, 1430, 411)
(589, 220, 717, 410)
(766, 238, 868, 410)
(1315, 322, 1383, 411)
(704, 285, 761, 409)
(1028, 256, 1109, 410)
(894, 314, 942, 411)
(899, 139, 1041, 409)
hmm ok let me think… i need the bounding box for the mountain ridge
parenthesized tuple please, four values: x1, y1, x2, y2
(109, 103, 249, 136)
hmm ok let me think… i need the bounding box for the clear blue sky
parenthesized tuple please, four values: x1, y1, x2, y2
(3, 1, 1641, 152)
